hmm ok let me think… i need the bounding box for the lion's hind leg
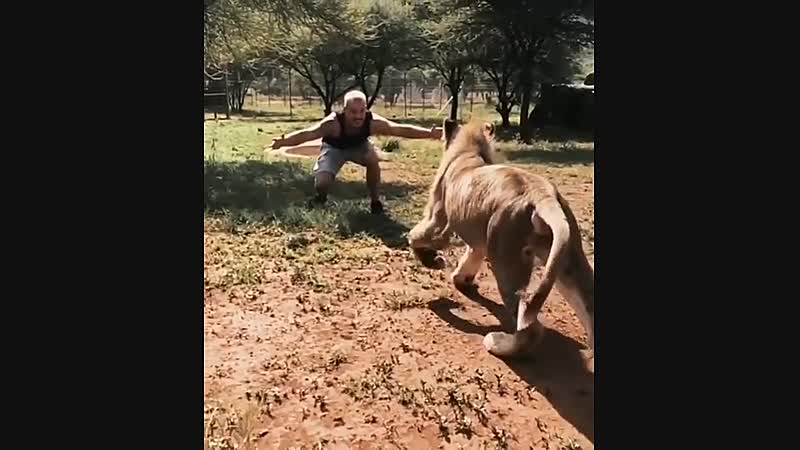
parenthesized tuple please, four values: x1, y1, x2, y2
(483, 278, 545, 358)
(482, 209, 544, 359)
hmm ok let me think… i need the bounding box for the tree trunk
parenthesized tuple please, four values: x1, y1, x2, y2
(367, 69, 384, 109)
(323, 83, 333, 115)
(495, 89, 515, 128)
(235, 80, 251, 113)
(519, 77, 533, 143)
(446, 66, 462, 121)
(449, 86, 460, 120)
(496, 105, 512, 127)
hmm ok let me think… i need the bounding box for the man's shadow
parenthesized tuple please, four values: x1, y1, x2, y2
(428, 286, 594, 443)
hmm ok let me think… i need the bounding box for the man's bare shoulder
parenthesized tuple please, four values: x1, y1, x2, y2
(369, 112, 393, 134)
(319, 112, 340, 136)
(369, 111, 389, 123)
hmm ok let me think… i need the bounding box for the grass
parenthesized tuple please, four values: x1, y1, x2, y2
(204, 101, 592, 243)
(204, 100, 594, 449)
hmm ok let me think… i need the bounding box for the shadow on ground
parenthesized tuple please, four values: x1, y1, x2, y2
(204, 159, 415, 246)
(504, 148, 594, 166)
(429, 294, 594, 443)
(493, 125, 594, 144)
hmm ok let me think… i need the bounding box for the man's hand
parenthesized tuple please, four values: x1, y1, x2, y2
(430, 126, 443, 140)
(271, 135, 285, 150)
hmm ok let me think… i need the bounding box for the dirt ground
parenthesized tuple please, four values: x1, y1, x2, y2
(204, 153, 594, 450)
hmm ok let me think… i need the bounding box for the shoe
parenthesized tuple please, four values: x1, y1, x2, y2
(370, 200, 384, 214)
(307, 194, 327, 209)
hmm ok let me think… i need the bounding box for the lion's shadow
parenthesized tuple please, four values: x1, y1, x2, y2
(428, 290, 594, 443)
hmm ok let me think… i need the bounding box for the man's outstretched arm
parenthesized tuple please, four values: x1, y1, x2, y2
(271, 114, 337, 149)
(370, 114, 443, 140)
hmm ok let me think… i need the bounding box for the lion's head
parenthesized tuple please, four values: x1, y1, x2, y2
(441, 118, 497, 164)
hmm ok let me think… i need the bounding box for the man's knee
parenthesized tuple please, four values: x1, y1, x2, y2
(366, 160, 381, 175)
(364, 151, 381, 172)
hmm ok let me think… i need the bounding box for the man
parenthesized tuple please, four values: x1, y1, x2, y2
(271, 90, 442, 214)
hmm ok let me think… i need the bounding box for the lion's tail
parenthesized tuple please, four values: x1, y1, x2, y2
(528, 196, 570, 311)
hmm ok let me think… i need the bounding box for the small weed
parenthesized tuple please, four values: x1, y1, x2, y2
(420, 380, 436, 405)
(308, 242, 341, 264)
(285, 233, 312, 250)
(494, 371, 509, 397)
(245, 387, 286, 418)
(375, 356, 399, 376)
(313, 394, 328, 412)
(560, 438, 582, 450)
(434, 409, 451, 443)
(382, 138, 401, 153)
(210, 261, 264, 289)
(446, 385, 468, 414)
(289, 262, 330, 293)
(319, 302, 335, 316)
(435, 367, 459, 384)
(469, 394, 490, 427)
(395, 341, 427, 356)
(203, 404, 259, 450)
(398, 385, 418, 408)
(325, 351, 349, 372)
(383, 290, 425, 311)
(342, 357, 398, 401)
(455, 415, 475, 439)
(489, 425, 513, 450)
(469, 368, 491, 396)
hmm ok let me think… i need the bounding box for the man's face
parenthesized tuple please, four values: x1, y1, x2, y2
(343, 99, 367, 128)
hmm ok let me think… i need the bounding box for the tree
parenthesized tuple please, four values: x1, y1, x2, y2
(457, 0, 594, 141)
(204, 0, 357, 112)
(341, 0, 427, 108)
(381, 67, 404, 107)
(469, 28, 520, 127)
(204, 0, 351, 66)
(267, 7, 368, 115)
(423, 10, 472, 120)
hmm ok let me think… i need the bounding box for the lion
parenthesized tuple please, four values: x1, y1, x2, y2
(407, 118, 594, 360)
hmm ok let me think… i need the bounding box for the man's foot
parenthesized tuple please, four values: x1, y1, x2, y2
(307, 194, 327, 209)
(370, 199, 384, 214)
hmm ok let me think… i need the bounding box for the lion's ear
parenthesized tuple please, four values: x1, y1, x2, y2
(482, 122, 496, 141)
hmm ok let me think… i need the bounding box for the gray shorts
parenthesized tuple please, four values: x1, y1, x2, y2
(313, 140, 378, 177)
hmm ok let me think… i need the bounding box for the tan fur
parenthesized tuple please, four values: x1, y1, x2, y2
(408, 119, 594, 359)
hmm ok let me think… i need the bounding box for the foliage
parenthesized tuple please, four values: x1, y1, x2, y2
(265, 3, 367, 116)
(203, 0, 594, 131)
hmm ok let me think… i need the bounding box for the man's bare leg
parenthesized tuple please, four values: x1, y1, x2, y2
(310, 144, 346, 208)
(311, 172, 334, 206)
(362, 147, 383, 214)
(366, 161, 380, 203)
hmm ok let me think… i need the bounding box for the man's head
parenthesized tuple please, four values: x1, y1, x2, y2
(342, 90, 368, 128)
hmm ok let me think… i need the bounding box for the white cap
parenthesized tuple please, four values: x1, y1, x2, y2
(343, 90, 367, 107)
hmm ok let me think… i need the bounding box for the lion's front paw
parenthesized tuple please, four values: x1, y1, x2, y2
(413, 248, 447, 269)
